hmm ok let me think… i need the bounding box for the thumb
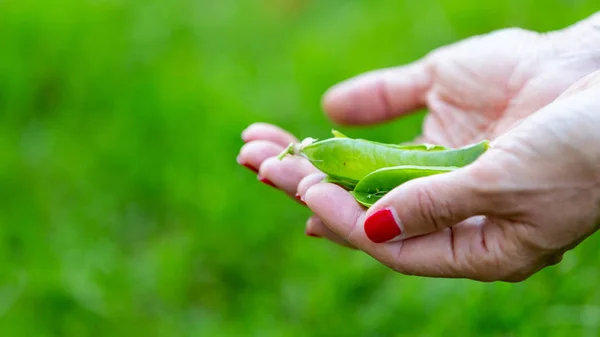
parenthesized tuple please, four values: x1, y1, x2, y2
(363, 163, 493, 243)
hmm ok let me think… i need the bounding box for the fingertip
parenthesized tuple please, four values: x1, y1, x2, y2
(241, 122, 299, 146)
(304, 182, 337, 209)
(321, 82, 353, 125)
(305, 216, 322, 237)
(296, 172, 327, 200)
(321, 64, 431, 126)
(321, 74, 379, 126)
(237, 140, 285, 173)
(305, 215, 358, 249)
(364, 207, 405, 244)
(304, 182, 366, 241)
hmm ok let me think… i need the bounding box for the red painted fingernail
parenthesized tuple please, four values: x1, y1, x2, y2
(237, 156, 258, 173)
(296, 193, 306, 205)
(243, 163, 258, 173)
(306, 231, 321, 238)
(259, 177, 276, 188)
(364, 208, 402, 243)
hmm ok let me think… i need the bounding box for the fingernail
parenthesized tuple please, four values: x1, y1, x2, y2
(258, 176, 276, 188)
(237, 156, 258, 173)
(305, 230, 321, 238)
(295, 193, 306, 205)
(243, 163, 258, 173)
(364, 208, 402, 243)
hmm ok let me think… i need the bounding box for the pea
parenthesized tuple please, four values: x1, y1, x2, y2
(350, 165, 457, 207)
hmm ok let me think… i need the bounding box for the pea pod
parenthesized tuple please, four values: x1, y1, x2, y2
(277, 130, 490, 208)
(350, 165, 457, 207)
(331, 130, 450, 152)
(278, 130, 489, 184)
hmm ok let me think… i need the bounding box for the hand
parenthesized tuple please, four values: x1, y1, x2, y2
(237, 13, 600, 278)
(304, 69, 600, 281)
(322, 13, 600, 147)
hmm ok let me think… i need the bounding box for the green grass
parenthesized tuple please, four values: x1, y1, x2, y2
(0, 0, 599, 336)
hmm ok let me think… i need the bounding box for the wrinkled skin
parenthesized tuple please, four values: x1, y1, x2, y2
(237, 13, 600, 281)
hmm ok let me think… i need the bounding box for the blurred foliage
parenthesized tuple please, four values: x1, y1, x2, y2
(0, 0, 599, 336)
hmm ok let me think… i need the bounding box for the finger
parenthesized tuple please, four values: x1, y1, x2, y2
(298, 174, 358, 249)
(296, 172, 327, 202)
(304, 184, 533, 281)
(363, 163, 493, 243)
(303, 183, 401, 263)
(305, 215, 356, 249)
(258, 156, 319, 199)
(237, 140, 284, 173)
(242, 123, 299, 147)
(385, 218, 536, 281)
(322, 61, 432, 126)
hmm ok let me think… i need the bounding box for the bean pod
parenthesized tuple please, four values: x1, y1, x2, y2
(351, 165, 457, 207)
(278, 130, 490, 207)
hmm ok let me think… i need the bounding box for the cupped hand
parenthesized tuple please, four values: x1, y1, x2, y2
(305, 69, 600, 281)
(322, 13, 600, 146)
(237, 13, 600, 280)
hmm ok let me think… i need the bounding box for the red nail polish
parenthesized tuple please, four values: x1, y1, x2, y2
(306, 231, 321, 238)
(259, 177, 276, 188)
(243, 163, 258, 173)
(364, 208, 402, 243)
(296, 193, 306, 205)
(237, 155, 258, 173)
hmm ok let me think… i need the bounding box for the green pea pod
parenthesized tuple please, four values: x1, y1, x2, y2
(322, 175, 358, 191)
(278, 131, 489, 183)
(351, 165, 457, 208)
(332, 130, 449, 152)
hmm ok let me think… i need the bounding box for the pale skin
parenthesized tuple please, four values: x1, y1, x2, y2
(237, 12, 600, 281)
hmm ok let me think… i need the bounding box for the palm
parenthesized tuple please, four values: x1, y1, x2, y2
(418, 28, 599, 147)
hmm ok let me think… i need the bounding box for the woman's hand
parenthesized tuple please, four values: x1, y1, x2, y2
(322, 12, 600, 147)
(303, 69, 600, 281)
(237, 13, 600, 273)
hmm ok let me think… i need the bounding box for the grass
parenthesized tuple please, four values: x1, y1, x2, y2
(0, 0, 599, 336)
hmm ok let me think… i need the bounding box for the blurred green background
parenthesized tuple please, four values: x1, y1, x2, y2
(1, 0, 600, 336)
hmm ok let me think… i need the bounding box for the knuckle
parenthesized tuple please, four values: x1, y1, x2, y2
(459, 241, 527, 282)
(414, 185, 452, 232)
(241, 139, 279, 156)
(462, 162, 501, 205)
(463, 162, 494, 192)
(238, 141, 258, 156)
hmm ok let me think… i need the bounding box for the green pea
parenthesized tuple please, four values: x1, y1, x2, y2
(278, 130, 488, 184)
(350, 165, 456, 207)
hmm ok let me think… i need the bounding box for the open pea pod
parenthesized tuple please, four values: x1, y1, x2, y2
(350, 165, 457, 208)
(278, 130, 489, 184)
(332, 130, 450, 152)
